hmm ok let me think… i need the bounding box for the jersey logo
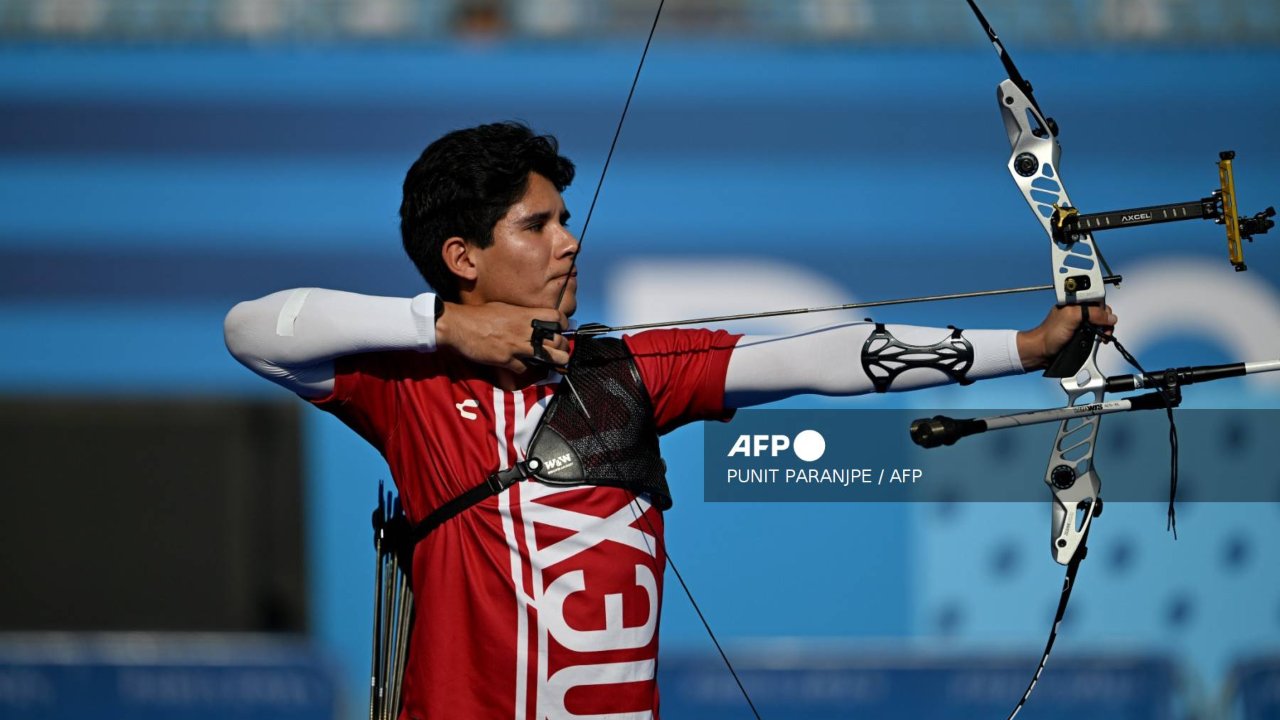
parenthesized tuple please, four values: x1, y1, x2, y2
(456, 398, 478, 420)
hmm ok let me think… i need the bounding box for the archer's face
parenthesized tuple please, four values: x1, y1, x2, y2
(470, 172, 578, 315)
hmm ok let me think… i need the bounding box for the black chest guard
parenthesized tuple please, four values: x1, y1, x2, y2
(406, 336, 671, 546)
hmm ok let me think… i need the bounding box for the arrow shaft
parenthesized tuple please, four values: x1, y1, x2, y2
(567, 275, 1123, 337)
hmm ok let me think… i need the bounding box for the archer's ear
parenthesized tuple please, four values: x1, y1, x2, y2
(441, 236, 479, 283)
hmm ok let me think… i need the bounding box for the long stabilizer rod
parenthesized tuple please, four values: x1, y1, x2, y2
(911, 358, 1280, 448)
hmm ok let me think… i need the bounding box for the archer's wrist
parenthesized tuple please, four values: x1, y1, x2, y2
(409, 292, 442, 352)
(1016, 330, 1048, 371)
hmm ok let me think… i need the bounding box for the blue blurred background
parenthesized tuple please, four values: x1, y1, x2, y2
(2, 0, 1280, 718)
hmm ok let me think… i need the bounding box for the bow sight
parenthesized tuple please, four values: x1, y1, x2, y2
(1047, 150, 1275, 272)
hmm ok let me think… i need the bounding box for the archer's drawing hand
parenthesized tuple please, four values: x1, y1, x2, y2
(435, 301, 569, 372)
(1017, 304, 1117, 371)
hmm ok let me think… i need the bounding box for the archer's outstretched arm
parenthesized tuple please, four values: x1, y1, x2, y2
(722, 306, 1115, 408)
(723, 322, 1022, 408)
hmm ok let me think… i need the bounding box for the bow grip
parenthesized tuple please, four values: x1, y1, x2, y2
(1043, 305, 1096, 379)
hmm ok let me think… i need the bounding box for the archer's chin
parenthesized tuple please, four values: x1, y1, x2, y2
(555, 283, 578, 317)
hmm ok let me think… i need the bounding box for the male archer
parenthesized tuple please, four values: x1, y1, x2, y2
(224, 121, 1114, 719)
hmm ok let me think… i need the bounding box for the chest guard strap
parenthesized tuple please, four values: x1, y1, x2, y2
(407, 336, 671, 546)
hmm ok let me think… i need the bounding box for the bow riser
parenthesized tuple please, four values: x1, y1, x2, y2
(1047, 351, 1105, 564)
(997, 80, 1107, 306)
(993, 78, 1107, 564)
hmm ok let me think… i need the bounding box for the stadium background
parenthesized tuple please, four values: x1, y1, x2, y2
(2, 0, 1279, 718)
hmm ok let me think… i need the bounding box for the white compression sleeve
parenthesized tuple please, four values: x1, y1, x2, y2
(224, 288, 438, 397)
(724, 321, 1024, 409)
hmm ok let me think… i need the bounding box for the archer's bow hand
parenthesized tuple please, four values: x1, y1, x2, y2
(435, 301, 569, 373)
(1017, 304, 1117, 371)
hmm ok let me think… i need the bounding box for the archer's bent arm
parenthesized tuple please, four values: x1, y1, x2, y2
(224, 289, 439, 397)
(723, 322, 1025, 408)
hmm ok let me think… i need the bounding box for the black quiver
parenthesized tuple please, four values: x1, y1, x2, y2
(369, 482, 413, 720)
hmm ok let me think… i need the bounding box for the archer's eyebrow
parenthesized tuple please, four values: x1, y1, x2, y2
(518, 209, 570, 229)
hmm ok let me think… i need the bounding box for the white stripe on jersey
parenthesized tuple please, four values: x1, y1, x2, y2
(501, 376, 658, 719)
(493, 386, 509, 471)
(512, 385, 539, 720)
(494, 388, 529, 720)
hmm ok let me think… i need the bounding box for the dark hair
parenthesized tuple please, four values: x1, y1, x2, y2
(400, 122, 576, 301)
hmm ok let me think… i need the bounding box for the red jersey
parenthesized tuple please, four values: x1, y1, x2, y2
(312, 328, 740, 720)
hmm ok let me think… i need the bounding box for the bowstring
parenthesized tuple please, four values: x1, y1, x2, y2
(552, 2, 765, 717)
(551, 1, 667, 315)
(560, 371, 764, 720)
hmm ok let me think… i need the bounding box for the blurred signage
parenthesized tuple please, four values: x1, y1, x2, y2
(0, 634, 336, 720)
